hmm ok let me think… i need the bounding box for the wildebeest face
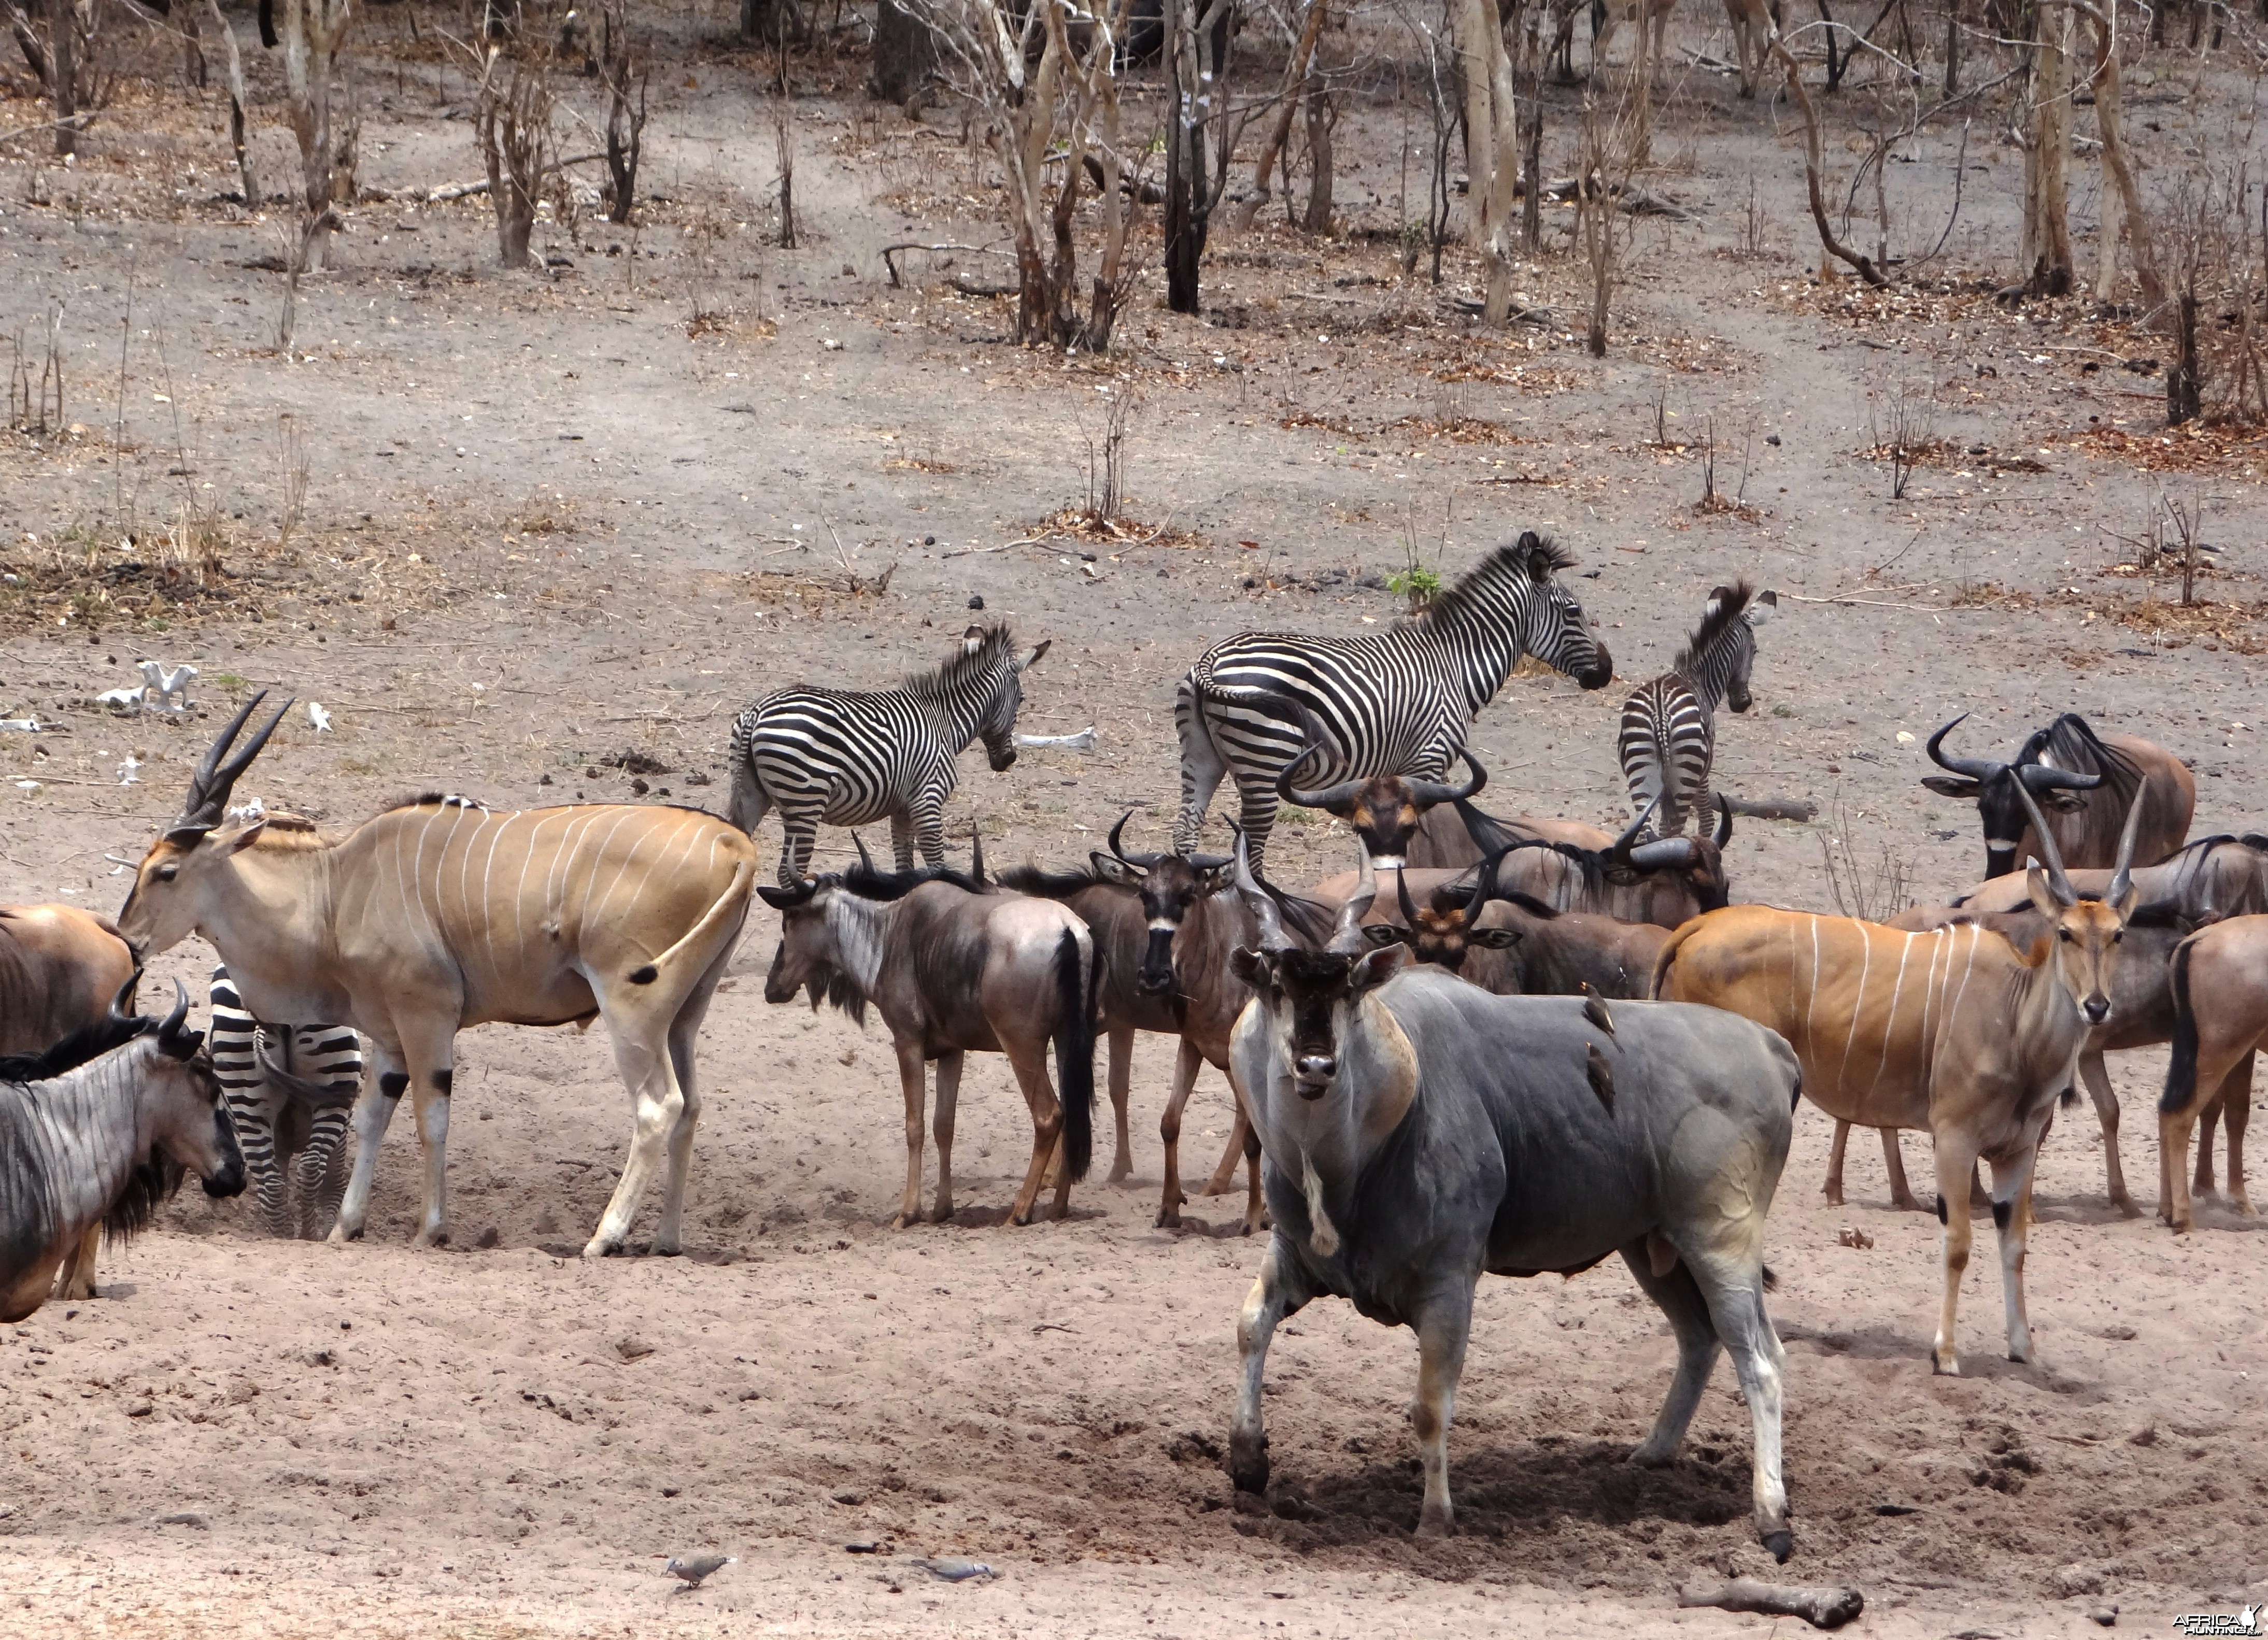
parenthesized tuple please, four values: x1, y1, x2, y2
(144, 1031, 244, 1199)
(759, 895, 835, 1005)
(1096, 852, 1229, 996)
(1230, 945, 1406, 1100)
(1347, 780, 1425, 869)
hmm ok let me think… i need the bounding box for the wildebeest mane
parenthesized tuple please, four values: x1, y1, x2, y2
(996, 862, 1105, 899)
(903, 623, 1017, 697)
(1411, 535, 1576, 633)
(801, 964, 869, 1026)
(0, 1015, 151, 1083)
(104, 1146, 188, 1244)
(1502, 890, 1564, 920)
(840, 863, 986, 902)
(1674, 581, 1756, 676)
(2024, 714, 2142, 807)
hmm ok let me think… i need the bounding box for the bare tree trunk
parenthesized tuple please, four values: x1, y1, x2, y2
(1454, 0, 1522, 323)
(600, 0, 646, 224)
(207, 0, 258, 206)
(277, 0, 359, 275)
(49, 0, 75, 155)
(870, 0, 939, 103)
(1300, 74, 1333, 233)
(1521, 14, 1542, 253)
(2085, 4, 2160, 308)
(1943, 0, 1960, 92)
(1084, 12, 1130, 351)
(1231, 0, 1326, 232)
(1166, 0, 1228, 311)
(2169, 291, 2201, 423)
(2022, 2, 2073, 296)
(1771, 36, 1890, 284)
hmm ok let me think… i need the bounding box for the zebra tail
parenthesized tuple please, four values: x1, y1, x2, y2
(2159, 936, 2203, 1117)
(1052, 928, 1096, 1183)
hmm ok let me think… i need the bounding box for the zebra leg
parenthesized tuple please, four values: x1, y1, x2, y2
(909, 795, 948, 872)
(1231, 772, 1282, 878)
(229, 1066, 294, 1238)
(775, 800, 823, 888)
(296, 1107, 353, 1240)
(1172, 682, 1230, 856)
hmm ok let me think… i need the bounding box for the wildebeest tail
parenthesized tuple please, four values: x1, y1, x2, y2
(2159, 934, 2203, 1117)
(1053, 928, 1096, 1181)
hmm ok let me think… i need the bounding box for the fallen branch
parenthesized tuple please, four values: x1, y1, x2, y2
(427, 152, 604, 203)
(1723, 796, 1820, 821)
(878, 241, 1008, 288)
(1677, 1577, 1864, 1631)
(1782, 593, 1952, 610)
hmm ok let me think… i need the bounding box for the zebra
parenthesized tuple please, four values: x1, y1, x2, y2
(1616, 582, 1776, 840)
(728, 623, 1051, 886)
(1171, 533, 1613, 874)
(208, 966, 363, 1239)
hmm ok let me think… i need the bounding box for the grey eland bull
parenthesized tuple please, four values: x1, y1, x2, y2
(1224, 842, 1801, 1555)
(1, 981, 251, 1322)
(759, 858, 1097, 1228)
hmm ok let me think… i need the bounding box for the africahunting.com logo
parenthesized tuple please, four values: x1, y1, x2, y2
(2172, 1608, 2260, 1637)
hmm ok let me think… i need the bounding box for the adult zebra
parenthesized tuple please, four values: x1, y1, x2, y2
(1617, 582, 1775, 839)
(208, 966, 364, 1239)
(729, 623, 1050, 886)
(1171, 534, 1612, 873)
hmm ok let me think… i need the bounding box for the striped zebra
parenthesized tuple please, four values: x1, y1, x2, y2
(209, 966, 363, 1239)
(1617, 582, 1776, 839)
(728, 623, 1051, 886)
(1171, 533, 1613, 873)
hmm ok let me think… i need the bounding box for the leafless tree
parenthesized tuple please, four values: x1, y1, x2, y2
(272, 0, 358, 273)
(774, 98, 797, 249)
(1454, 0, 1523, 323)
(205, 0, 257, 206)
(1231, 0, 1327, 233)
(598, 0, 645, 225)
(2020, 2, 2075, 297)
(891, 0, 1140, 350)
(1164, 0, 1234, 313)
(474, 46, 550, 269)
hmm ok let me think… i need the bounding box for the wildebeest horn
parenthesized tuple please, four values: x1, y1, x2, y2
(1394, 860, 1421, 927)
(1108, 809, 1165, 868)
(851, 832, 876, 874)
(107, 967, 144, 1020)
(1229, 825, 1292, 953)
(156, 978, 196, 1059)
(1402, 748, 1487, 809)
(1276, 742, 1364, 812)
(171, 689, 293, 841)
(756, 877, 819, 910)
(1328, 840, 1377, 956)
(2017, 760, 2104, 794)
(1609, 795, 1664, 859)
(1629, 837, 1699, 869)
(2107, 790, 2146, 907)
(1712, 793, 1734, 848)
(969, 826, 988, 886)
(1925, 714, 1998, 781)
(2011, 780, 2077, 906)
(255, 1030, 360, 1109)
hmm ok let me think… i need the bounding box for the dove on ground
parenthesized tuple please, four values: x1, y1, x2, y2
(665, 1552, 735, 1590)
(117, 755, 140, 786)
(138, 660, 196, 712)
(95, 686, 143, 709)
(916, 1556, 997, 1581)
(307, 702, 333, 733)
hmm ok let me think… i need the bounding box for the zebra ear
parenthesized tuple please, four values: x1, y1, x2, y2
(1704, 586, 1733, 620)
(1017, 639, 1051, 670)
(1746, 589, 1778, 626)
(961, 625, 986, 655)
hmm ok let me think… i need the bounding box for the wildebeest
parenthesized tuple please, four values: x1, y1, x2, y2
(1654, 787, 2143, 1374)
(1, 980, 247, 1322)
(1225, 841, 1801, 1554)
(759, 860, 1096, 1228)
(1273, 728, 1487, 868)
(1877, 899, 2198, 1217)
(2157, 916, 2265, 1232)
(1950, 830, 2268, 921)
(996, 815, 1296, 1231)
(114, 693, 759, 1259)
(1, 902, 138, 1301)
(1405, 797, 1617, 869)
(1923, 711, 2194, 882)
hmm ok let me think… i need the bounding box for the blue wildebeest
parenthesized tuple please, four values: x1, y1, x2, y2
(1406, 795, 1735, 926)
(1, 980, 256, 1322)
(1224, 842, 1800, 1554)
(997, 814, 1327, 1231)
(759, 859, 1097, 1228)
(1923, 710, 2194, 883)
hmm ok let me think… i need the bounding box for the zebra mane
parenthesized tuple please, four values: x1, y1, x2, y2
(1415, 536, 1575, 632)
(1673, 581, 1757, 676)
(902, 623, 1018, 698)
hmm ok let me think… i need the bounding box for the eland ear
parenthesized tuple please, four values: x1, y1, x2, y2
(1349, 944, 1406, 991)
(1018, 638, 1051, 670)
(1920, 776, 1981, 801)
(2026, 863, 2070, 919)
(1360, 924, 1405, 949)
(226, 818, 270, 853)
(1470, 926, 1523, 949)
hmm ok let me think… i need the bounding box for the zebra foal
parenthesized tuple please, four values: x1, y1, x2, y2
(1617, 582, 1775, 839)
(1172, 533, 1612, 874)
(729, 623, 1050, 885)
(208, 965, 363, 1240)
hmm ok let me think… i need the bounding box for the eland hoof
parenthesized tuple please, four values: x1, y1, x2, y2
(1762, 1528, 1794, 1563)
(1415, 1505, 1455, 1540)
(1930, 1347, 1960, 1377)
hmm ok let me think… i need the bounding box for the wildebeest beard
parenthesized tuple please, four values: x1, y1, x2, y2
(802, 964, 869, 1027)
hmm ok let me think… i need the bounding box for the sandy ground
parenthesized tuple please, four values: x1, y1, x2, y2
(4, 4, 2268, 1634)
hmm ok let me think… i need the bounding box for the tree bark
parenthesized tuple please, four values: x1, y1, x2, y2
(870, 0, 938, 104)
(277, 0, 359, 274)
(206, 0, 257, 206)
(2021, 3, 2073, 296)
(1300, 75, 1333, 233)
(1230, 0, 1325, 232)
(1453, 0, 1521, 324)
(1771, 36, 1889, 284)
(1165, 0, 1227, 312)
(2083, 4, 2160, 308)
(50, 0, 76, 156)
(1943, 0, 1960, 93)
